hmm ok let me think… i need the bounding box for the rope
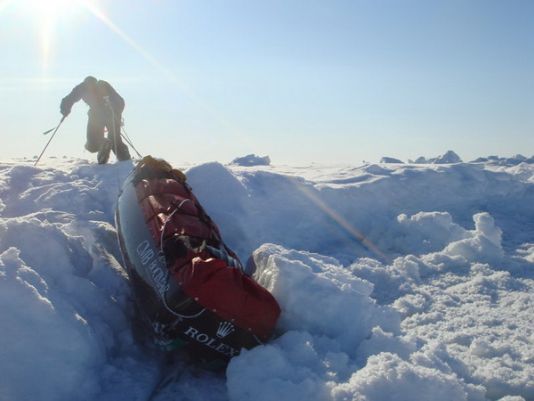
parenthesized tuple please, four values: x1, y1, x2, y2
(158, 198, 206, 320)
(104, 97, 143, 161)
(105, 97, 120, 162)
(121, 125, 143, 159)
(159, 200, 192, 255)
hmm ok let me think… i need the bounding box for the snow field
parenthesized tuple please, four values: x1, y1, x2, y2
(0, 156, 532, 401)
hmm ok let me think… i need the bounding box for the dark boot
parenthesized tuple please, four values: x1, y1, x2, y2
(97, 138, 112, 164)
(115, 142, 131, 161)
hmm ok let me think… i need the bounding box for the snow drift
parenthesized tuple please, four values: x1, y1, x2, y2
(0, 157, 532, 401)
(230, 154, 271, 167)
(411, 150, 463, 164)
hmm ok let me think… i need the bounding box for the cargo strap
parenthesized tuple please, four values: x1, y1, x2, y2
(206, 245, 243, 271)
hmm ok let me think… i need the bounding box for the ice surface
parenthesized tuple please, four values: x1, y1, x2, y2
(230, 154, 271, 167)
(0, 156, 532, 401)
(471, 154, 534, 166)
(411, 150, 463, 164)
(433, 150, 463, 164)
(379, 157, 404, 164)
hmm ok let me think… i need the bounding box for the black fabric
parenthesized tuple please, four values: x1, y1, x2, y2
(61, 79, 125, 116)
(85, 108, 130, 160)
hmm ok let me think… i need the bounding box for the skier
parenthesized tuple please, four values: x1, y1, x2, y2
(60, 76, 131, 164)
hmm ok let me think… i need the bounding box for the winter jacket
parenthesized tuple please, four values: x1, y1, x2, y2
(60, 80, 125, 116)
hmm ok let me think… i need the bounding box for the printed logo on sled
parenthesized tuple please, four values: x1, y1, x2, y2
(136, 240, 169, 296)
(216, 321, 235, 339)
(183, 326, 239, 358)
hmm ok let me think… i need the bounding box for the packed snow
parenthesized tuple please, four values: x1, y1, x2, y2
(230, 154, 271, 167)
(410, 150, 463, 164)
(379, 157, 404, 164)
(0, 155, 532, 401)
(471, 155, 534, 166)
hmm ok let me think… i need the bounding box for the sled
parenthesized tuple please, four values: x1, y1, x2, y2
(115, 156, 280, 366)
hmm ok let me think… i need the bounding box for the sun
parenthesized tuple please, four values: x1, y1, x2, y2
(12, 0, 86, 69)
(2, 0, 181, 86)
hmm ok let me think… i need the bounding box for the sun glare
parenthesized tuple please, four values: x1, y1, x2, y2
(15, 0, 83, 70)
(1, 0, 244, 141)
(20, 0, 85, 24)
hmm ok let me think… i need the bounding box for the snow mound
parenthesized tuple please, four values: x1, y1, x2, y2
(471, 154, 534, 166)
(412, 150, 463, 164)
(0, 245, 102, 401)
(189, 158, 534, 264)
(331, 352, 485, 401)
(380, 157, 404, 164)
(227, 244, 488, 401)
(433, 150, 462, 164)
(230, 154, 271, 166)
(250, 244, 400, 351)
(0, 160, 161, 401)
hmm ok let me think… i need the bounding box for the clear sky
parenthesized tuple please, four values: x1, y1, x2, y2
(1, 0, 533, 164)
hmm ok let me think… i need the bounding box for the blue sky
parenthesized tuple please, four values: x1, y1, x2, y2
(1, 0, 533, 164)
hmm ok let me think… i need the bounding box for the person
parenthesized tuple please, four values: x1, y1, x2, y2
(60, 76, 131, 164)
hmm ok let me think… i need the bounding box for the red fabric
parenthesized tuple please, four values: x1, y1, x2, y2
(140, 194, 199, 218)
(137, 178, 215, 248)
(175, 257, 280, 341)
(135, 176, 280, 341)
(156, 213, 212, 240)
(136, 178, 191, 200)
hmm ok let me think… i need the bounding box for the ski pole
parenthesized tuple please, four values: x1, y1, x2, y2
(34, 116, 66, 166)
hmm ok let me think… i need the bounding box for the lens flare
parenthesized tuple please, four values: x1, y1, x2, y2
(79, 0, 177, 82)
(41, 16, 53, 70)
(78, 0, 251, 146)
(5, 0, 83, 71)
(293, 178, 389, 262)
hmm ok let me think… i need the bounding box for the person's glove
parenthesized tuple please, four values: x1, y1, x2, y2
(60, 99, 71, 117)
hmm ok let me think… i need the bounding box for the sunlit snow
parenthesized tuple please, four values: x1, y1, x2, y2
(0, 155, 532, 401)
